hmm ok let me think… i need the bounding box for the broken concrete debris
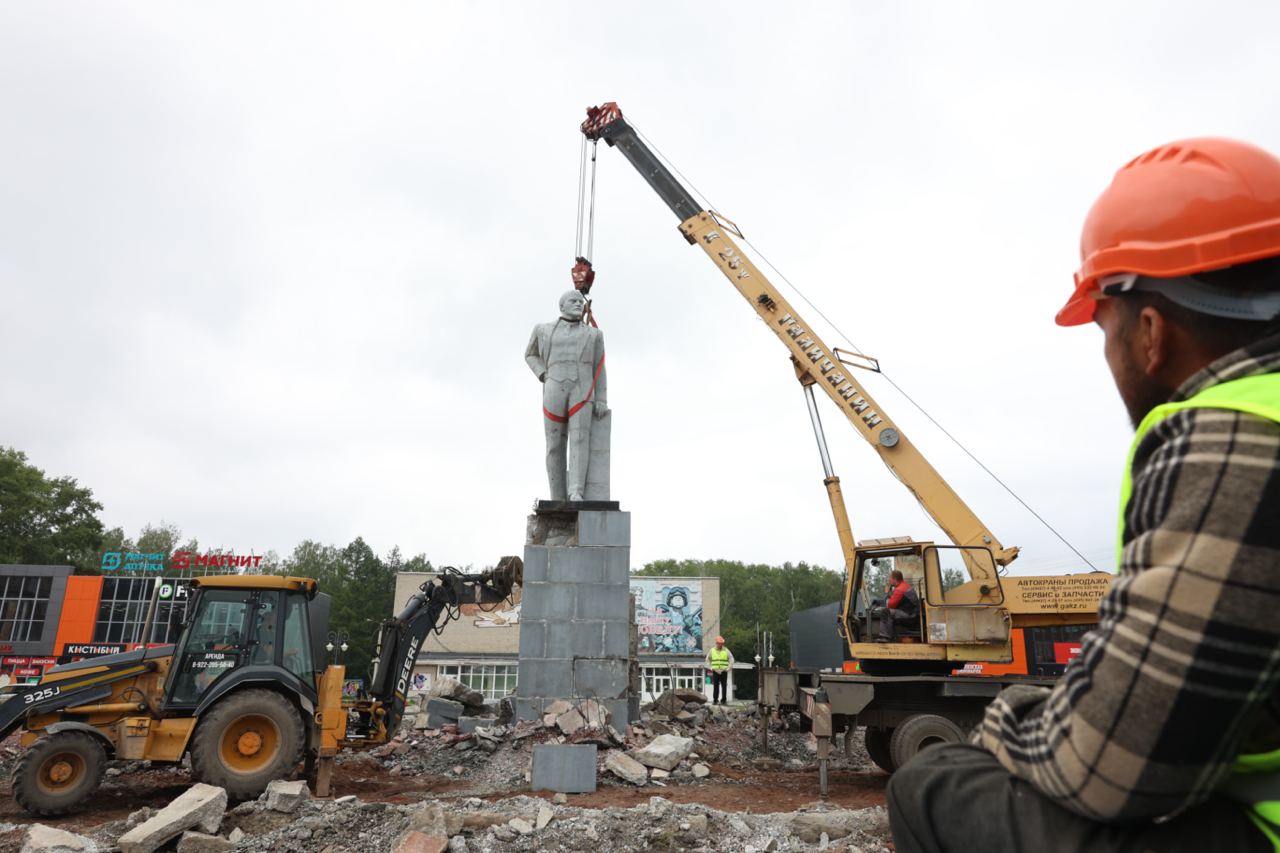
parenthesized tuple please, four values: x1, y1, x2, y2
(604, 750, 649, 785)
(0, 695, 896, 853)
(629, 733, 695, 771)
(407, 802, 464, 837)
(19, 824, 96, 853)
(392, 831, 448, 853)
(263, 779, 309, 814)
(175, 830, 234, 853)
(118, 782, 226, 853)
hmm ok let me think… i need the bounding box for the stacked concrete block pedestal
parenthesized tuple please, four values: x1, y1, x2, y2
(517, 509, 634, 725)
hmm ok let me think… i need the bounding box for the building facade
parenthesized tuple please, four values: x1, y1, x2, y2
(392, 572, 743, 703)
(0, 565, 196, 686)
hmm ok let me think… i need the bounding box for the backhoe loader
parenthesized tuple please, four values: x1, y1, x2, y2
(0, 558, 521, 815)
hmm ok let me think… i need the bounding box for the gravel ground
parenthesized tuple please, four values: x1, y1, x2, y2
(0, 700, 892, 852)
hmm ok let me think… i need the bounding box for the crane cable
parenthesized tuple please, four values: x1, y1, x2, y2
(625, 117, 1100, 573)
(575, 137, 599, 263)
(574, 136, 601, 327)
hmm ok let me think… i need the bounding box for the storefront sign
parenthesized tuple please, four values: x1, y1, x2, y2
(171, 551, 263, 570)
(99, 551, 265, 573)
(3, 657, 30, 666)
(157, 581, 190, 600)
(29, 658, 57, 666)
(102, 551, 165, 572)
(14, 667, 40, 677)
(64, 644, 126, 657)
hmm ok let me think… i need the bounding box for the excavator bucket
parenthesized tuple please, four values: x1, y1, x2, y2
(494, 555, 523, 590)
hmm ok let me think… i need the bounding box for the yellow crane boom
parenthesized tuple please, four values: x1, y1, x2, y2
(581, 103, 1019, 582)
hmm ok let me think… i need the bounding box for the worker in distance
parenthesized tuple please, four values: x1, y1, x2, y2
(705, 635, 734, 705)
(888, 139, 1280, 850)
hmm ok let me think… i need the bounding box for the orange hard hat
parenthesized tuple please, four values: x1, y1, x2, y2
(1057, 137, 1280, 326)
(715, 636, 725, 644)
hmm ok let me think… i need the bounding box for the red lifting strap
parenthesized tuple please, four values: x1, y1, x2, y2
(543, 354, 606, 423)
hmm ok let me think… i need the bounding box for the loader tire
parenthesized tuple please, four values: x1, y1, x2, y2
(13, 731, 107, 816)
(889, 713, 964, 771)
(863, 727, 895, 774)
(190, 689, 304, 799)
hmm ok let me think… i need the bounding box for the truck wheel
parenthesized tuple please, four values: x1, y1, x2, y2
(13, 732, 107, 816)
(864, 727, 895, 773)
(889, 713, 963, 770)
(190, 689, 303, 799)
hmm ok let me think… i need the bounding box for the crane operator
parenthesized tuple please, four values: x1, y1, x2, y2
(876, 570, 920, 643)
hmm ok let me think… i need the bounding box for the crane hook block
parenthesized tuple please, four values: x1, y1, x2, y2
(572, 257, 596, 294)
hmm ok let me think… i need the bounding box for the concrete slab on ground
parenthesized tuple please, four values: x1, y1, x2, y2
(531, 744, 598, 793)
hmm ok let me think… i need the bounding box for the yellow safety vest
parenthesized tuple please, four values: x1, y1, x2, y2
(709, 648, 730, 671)
(1117, 372, 1280, 848)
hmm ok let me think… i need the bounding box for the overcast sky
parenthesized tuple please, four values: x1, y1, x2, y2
(4, 3, 1278, 577)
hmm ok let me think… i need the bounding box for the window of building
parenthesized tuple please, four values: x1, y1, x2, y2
(438, 664, 518, 701)
(0, 575, 52, 643)
(640, 665, 704, 700)
(147, 580, 193, 645)
(93, 577, 155, 644)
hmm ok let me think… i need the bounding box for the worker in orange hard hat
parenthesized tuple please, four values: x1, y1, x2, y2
(888, 138, 1280, 852)
(705, 635, 733, 705)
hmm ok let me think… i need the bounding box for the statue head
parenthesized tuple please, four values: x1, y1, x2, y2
(559, 290, 586, 322)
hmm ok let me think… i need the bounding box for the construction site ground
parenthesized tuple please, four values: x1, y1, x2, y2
(0, 703, 892, 852)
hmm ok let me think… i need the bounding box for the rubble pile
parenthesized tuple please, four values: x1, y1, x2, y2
(370, 689, 872, 795)
(13, 789, 890, 853)
(411, 678, 503, 733)
(0, 692, 891, 853)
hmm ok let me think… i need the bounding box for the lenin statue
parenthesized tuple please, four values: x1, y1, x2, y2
(525, 290, 610, 501)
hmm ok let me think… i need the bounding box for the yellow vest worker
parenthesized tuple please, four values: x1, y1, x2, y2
(887, 137, 1280, 853)
(705, 636, 734, 705)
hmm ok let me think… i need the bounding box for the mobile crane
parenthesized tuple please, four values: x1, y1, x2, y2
(579, 103, 1110, 774)
(0, 558, 521, 815)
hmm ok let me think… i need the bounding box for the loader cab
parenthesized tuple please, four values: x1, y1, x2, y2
(162, 577, 319, 710)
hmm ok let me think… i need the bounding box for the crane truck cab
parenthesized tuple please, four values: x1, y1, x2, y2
(841, 540, 1010, 675)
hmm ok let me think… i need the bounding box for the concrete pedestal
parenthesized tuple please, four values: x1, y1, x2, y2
(516, 508, 632, 726)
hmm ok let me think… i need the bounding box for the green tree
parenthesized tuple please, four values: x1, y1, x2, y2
(942, 567, 966, 592)
(387, 547, 434, 576)
(276, 537, 401, 683)
(636, 558, 844, 694)
(0, 447, 105, 571)
(89, 521, 201, 576)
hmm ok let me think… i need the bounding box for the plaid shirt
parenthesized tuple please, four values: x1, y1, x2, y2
(975, 330, 1280, 821)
